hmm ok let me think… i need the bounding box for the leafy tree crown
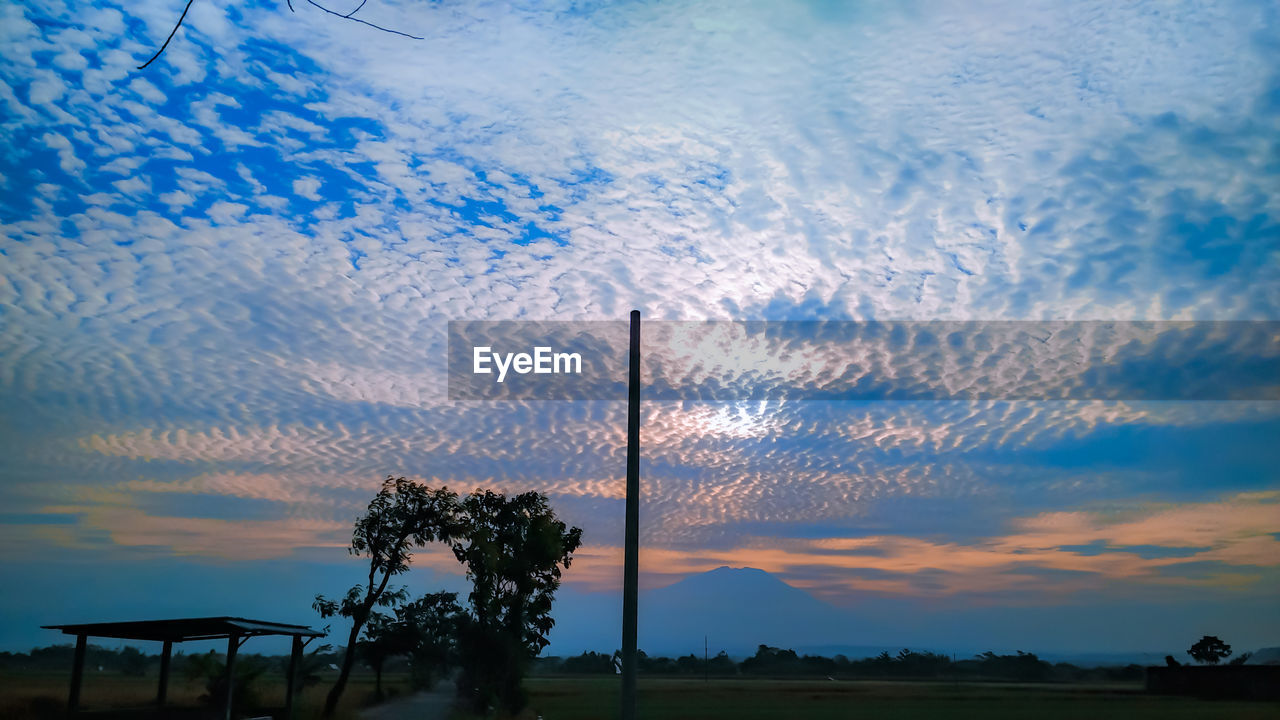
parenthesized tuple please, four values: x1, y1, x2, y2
(1187, 635, 1232, 665)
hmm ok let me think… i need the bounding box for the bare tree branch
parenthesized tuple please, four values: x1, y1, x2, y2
(344, 0, 369, 19)
(305, 0, 423, 40)
(137, 0, 197, 70)
(136, 0, 421, 70)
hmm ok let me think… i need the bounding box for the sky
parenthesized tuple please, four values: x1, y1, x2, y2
(1, 0, 1279, 656)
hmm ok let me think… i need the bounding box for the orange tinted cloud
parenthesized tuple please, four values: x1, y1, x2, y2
(559, 491, 1280, 598)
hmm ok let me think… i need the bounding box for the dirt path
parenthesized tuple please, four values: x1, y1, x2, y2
(358, 680, 456, 720)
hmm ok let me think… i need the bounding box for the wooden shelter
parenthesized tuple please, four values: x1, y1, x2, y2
(43, 616, 324, 719)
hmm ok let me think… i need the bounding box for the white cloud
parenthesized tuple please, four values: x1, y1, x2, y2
(40, 131, 85, 173)
(0, 0, 1276, 608)
(292, 176, 323, 201)
(127, 77, 166, 105)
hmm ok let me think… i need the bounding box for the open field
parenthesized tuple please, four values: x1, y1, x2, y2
(8, 672, 1279, 720)
(0, 669, 414, 720)
(499, 677, 1280, 720)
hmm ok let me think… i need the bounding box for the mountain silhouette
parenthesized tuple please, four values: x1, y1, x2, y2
(546, 566, 1256, 660)
(635, 566, 867, 657)
(546, 565, 921, 657)
(1247, 647, 1280, 665)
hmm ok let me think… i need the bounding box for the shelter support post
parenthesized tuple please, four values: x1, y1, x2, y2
(68, 633, 86, 715)
(223, 633, 240, 720)
(157, 639, 172, 706)
(284, 634, 303, 719)
(621, 310, 641, 720)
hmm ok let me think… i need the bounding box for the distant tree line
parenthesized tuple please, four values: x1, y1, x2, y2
(1, 645, 153, 674)
(20, 640, 1255, 687)
(1, 644, 343, 675)
(532, 646, 1152, 683)
(0, 643, 339, 714)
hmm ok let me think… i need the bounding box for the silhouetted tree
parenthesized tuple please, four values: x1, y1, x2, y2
(118, 646, 149, 676)
(1227, 651, 1253, 666)
(892, 649, 953, 677)
(638, 650, 676, 674)
(562, 650, 618, 674)
(1187, 635, 1233, 665)
(357, 612, 403, 700)
(741, 645, 802, 675)
(707, 650, 737, 675)
(314, 476, 462, 717)
(451, 489, 583, 715)
(395, 591, 463, 689)
(973, 650, 1051, 681)
(359, 593, 461, 698)
(674, 653, 701, 674)
(290, 643, 333, 705)
(183, 649, 269, 715)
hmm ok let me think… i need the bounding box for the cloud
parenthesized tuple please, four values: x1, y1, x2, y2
(563, 490, 1280, 598)
(62, 505, 347, 560)
(0, 0, 1277, 618)
(40, 131, 85, 174)
(292, 176, 323, 201)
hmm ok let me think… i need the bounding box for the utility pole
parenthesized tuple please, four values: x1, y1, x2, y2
(704, 635, 709, 684)
(621, 310, 641, 720)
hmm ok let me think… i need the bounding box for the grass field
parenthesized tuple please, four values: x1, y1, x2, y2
(6, 672, 1278, 719)
(0, 669, 413, 720)
(504, 677, 1280, 720)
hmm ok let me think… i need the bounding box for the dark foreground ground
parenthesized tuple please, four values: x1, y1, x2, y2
(501, 677, 1280, 720)
(0, 669, 408, 720)
(5, 671, 1278, 720)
